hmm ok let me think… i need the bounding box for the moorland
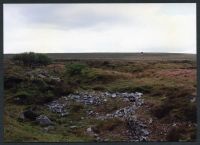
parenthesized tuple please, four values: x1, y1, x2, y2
(4, 52, 197, 142)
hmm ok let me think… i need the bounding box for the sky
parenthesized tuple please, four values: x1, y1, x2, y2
(3, 3, 196, 54)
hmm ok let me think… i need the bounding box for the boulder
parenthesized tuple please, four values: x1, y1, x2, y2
(70, 126, 77, 129)
(23, 109, 39, 120)
(141, 129, 149, 136)
(128, 97, 136, 102)
(43, 126, 55, 132)
(50, 76, 61, 82)
(36, 115, 53, 126)
(60, 112, 69, 117)
(18, 112, 25, 121)
(111, 94, 116, 98)
(96, 137, 101, 141)
(86, 127, 92, 133)
(149, 118, 153, 124)
(38, 74, 46, 79)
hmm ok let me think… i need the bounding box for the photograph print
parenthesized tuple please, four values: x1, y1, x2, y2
(3, 3, 197, 142)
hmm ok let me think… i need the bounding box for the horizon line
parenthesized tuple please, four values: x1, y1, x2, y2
(4, 52, 196, 55)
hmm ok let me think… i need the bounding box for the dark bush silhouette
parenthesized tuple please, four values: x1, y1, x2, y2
(12, 52, 52, 66)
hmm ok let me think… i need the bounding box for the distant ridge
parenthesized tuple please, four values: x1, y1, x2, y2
(4, 53, 196, 61)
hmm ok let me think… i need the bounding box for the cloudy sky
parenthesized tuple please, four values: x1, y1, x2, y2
(4, 3, 196, 54)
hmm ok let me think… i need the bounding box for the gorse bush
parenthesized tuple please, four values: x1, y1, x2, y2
(12, 52, 52, 66)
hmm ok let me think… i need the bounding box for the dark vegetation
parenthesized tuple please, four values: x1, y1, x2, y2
(12, 52, 52, 66)
(4, 53, 197, 142)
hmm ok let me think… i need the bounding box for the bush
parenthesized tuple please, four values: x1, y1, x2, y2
(12, 52, 52, 66)
(12, 91, 32, 104)
(65, 63, 88, 76)
(4, 76, 23, 89)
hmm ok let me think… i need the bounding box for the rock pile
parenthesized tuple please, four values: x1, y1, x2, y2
(65, 91, 143, 106)
(96, 105, 138, 120)
(45, 90, 149, 141)
(36, 115, 54, 126)
(46, 99, 69, 117)
(26, 69, 61, 82)
(126, 116, 149, 141)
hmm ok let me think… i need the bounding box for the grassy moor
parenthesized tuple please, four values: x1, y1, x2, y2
(4, 52, 197, 142)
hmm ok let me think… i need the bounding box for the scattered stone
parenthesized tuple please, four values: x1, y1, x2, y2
(46, 99, 68, 116)
(140, 136, 147, 141)
(43, 126, 55, 132)
(103, 139, 110, 142)
(86, 127, 92, 132)
(126, 116, 149, 141)
(172, 123, 177, 127)
(128, 97, 136, 102)
(149, 118, 153, 124)
(190, 97, 196, 103)
(38, 74, 46, 79)
(60, 112, 69, 117)
(45, 90, 148, 141)
(141, 129, 149, 136)
(50, 76, 61, 82)
(26, 69, 61, 83)
(64, 91, 144, 106)
(18, 112, 25, 121)
(96, 136, 101, 141)
(36, 115, 53, 126)
(124, 98, 130, 102)
(111, 94, 116, 98)
(70, 126, 77, 129)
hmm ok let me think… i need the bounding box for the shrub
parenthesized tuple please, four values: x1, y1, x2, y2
(12, 91, 32, 104)
(65, 63, 88, 76)
(102, 61, 110, 66)
(12, 52, 52, 66)
(4, 76, 23, 89)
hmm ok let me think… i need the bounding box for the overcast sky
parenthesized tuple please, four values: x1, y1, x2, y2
(4, 3, 196, 54)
